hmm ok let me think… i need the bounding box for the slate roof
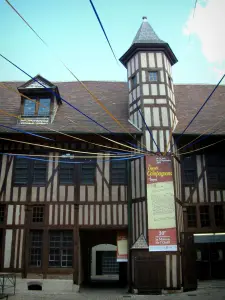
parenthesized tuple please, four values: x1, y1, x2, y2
(132, 17, 165, 45)
(0, 80, 225, 136)
(0, 81, 139, 135)
(174, 84, 225, 135)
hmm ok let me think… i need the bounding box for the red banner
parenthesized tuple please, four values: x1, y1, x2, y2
(146, 156, 177, 252)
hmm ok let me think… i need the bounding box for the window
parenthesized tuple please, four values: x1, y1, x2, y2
(214, 205, 224, 227)
(14, 157, 29, 185)
(24, 100, 36, 116)
(38, 99, 51, 116)
(131, 75, 137, 89)
(186, 206, 197, 227)
(59, 159, 74, 185)
(207, 155, 225, 188)
(168, 76, 172, 89)
(182, 156, 196, 185)
(49, 231, 73, 268)
(33, 160, 47, 184)
(111, 159, 127, 185)
(23, 97, 51, 117)
(14, 156, 47, 186)
(0, 205, 5, 224)
(149, 71, 158, 82)
(102, 251, 119, 275)
(80, 159, 96, 185)
(200, 206, 210, 227)
(30, 231, 43, 267)
(32, 206, 44, 223)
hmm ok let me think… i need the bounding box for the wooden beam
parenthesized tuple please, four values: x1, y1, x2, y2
(73, 204, 79, 285)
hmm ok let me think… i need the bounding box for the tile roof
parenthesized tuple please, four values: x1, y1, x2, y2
(174, 84, 225, 135)
(0, 81, 139, 135)
(0, 80, 225, 136)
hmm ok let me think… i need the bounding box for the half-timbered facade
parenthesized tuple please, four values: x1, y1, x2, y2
(0, 16, 225, 294)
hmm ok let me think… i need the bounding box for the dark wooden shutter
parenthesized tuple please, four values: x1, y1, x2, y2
(14, 157, 29, 185)
(111, 160, 127, 185)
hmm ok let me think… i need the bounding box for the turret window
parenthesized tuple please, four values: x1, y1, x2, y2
(149, 71, 158, 82)
(131, 75, 137, 89)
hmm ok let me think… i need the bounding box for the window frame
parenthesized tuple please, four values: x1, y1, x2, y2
(131, 75, 137, 89)
(29, 230, 43, 268)
(21, 96, 52, 117)
(206, 154, 225, 189)
(48, 230, 73, 268)
(32, 205, 45, 224)
(186, 206, 197, 228)
(110, 159, 128, 185)
(0, 205, 5, 225)
(80, 158, 96, 185)
(59, 158, 75, 185)
(199, 205, 211, 228)
(214, 204, 224, 227)
(168, 75, 172, 89)
(182, 155, 197, 185)
(13, 155, 48, 187)
(149, 71, 159, 82)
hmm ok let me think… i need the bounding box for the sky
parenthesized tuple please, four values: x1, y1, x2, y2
(0, 0, 224, 84)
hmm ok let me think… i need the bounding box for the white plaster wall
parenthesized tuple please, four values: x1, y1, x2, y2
(4, 229, 13, 268)
(7, 205, 13, 225)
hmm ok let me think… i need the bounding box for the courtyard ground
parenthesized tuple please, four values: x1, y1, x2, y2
(7, 280, 225, 300)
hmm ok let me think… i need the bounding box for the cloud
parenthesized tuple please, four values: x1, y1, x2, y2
(183, 0, 225, 74)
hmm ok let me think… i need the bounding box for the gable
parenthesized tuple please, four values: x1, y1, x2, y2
(18, 75, 55, 90)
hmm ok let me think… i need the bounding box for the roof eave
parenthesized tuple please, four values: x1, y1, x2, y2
(119, 43, 178, 67)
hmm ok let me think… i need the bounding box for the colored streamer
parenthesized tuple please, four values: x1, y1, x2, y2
(171, 74, 225, 151)
(0, 124, 54, 141)
(4, 0, 145, 151)
(0, 152, 144, 165)
(0, 53, 146, 153)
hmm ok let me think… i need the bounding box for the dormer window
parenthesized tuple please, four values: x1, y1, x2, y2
(18, 75, 62, 125)
(23, 98, 51, 117)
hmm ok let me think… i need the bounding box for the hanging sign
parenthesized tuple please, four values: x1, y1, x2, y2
(146, 155, 177, 252)
(117, 231, 128, 262)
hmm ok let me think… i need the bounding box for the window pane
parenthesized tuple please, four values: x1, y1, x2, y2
(214, 205, 224, 227)
(200, 206, 210, 227)
(81, 160, 96, 185)
(14, 157, 29, 185)
(0, 205, 5, 224)
(32, 206, 44, 223)
(49, 231, 73, 268)
(33, 159, 47, 184)
(131, 75, 137, 88)
(187, 206, 197, 227)
(111, 160, 127, 184)
(24, 99, 36, 116)
(30, 231, 43, 267)
(59, 160, 74, 184)
(38, 98, 51, 116)
(149, 71, 158, 82)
